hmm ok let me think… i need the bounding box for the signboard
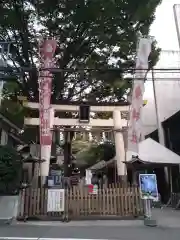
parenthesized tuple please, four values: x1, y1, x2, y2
(139, 174, 158, 201)
(48, 169, 63, 188)
(47, 189, 65, 212)
(70, 175, 79, 186)
(51, 169, 62, 176)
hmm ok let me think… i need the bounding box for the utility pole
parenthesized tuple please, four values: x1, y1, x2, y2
(173, 5, 180, 175)
(173, 5, 180, 50)
(152, 69, 169, 186)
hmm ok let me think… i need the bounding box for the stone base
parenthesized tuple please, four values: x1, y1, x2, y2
(144, 219, 157, 227)
(0, 196, 19, 223)
(0, 217, 17, 225)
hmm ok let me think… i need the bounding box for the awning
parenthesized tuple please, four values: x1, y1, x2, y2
(126, 138, 180, 165)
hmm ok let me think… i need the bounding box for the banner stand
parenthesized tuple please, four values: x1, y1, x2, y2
(144, 199, 157, 227)
(144, 199, 151, 218)
(139, 173, 158, 227)
(38, 39, 57, 177)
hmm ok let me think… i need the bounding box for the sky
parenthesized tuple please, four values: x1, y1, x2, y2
(144, 0, 180, 98)
(150, 0, 180, 50)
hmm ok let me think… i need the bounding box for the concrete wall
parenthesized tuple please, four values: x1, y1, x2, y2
(142, 50, 180, 136)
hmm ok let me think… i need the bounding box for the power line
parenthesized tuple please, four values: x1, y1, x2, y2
(1, 76, 180, 82)
(1, 66, 180, 81)
(1, 66, 180, 73)
(0, 76, 179, 82)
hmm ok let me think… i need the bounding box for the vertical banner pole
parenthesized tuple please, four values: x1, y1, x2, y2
(127, 38, 152, 154)
(0, 47, 4, 107)
(144, 170, 150, 219)
(38, 38, 57, 180)
(173, 5, 180, 50)
(152, 69, 168, 184)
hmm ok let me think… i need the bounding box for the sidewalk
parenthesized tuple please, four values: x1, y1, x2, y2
(15, 208, 180, 228)
(1, 210, 180, 240)
(152, 208, 180, 228)
(16, 219, 143, 227)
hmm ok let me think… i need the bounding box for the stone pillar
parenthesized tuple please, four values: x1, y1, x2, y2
(40, 108, 54, 178)
(82, 132, 86, 141)
(96, 131, 101, 142)
(89, 132, 93, 141)
(40, 145, 51, 176)
(113, 110, 126, 181)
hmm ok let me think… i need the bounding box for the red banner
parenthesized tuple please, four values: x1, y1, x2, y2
(39, 39, 57, 145)
(127, 38, 152, 153)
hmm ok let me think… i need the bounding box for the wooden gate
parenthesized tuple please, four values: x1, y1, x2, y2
(18, 184, 143, 220)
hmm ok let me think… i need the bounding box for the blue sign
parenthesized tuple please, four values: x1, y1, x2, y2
(48, 170, 63, 188)
(139, 174, 158, 200)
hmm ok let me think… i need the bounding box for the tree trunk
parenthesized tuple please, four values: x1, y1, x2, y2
(63, 130, 74, 177)
(63, 141, 72, 177)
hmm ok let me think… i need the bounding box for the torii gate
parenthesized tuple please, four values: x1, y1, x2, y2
(23, 101, 129, 180)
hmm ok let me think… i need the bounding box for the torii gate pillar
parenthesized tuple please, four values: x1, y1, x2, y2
(113, 110, 126, 181)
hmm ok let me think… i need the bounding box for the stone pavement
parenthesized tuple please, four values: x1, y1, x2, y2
(0, 222, 180, 240)
(152, 208, 180, 228)
(0, 208, 180, 240)
(14, 208, 180, 228)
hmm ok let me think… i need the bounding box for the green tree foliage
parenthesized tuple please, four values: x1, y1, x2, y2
(0, 0, 161, 168)
(72, 139, 92, 154)
(1, 82, 25, 126)
(0, 0, 161, 104)
(0, 145, 22, 195)
(98, 141, 115, 162)
(75, 140, 115, 168)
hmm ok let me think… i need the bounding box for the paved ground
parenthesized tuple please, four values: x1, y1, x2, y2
(0, 209, 180, 240)
(1, 224, 180, 240)
(152, 207, 180, 228)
